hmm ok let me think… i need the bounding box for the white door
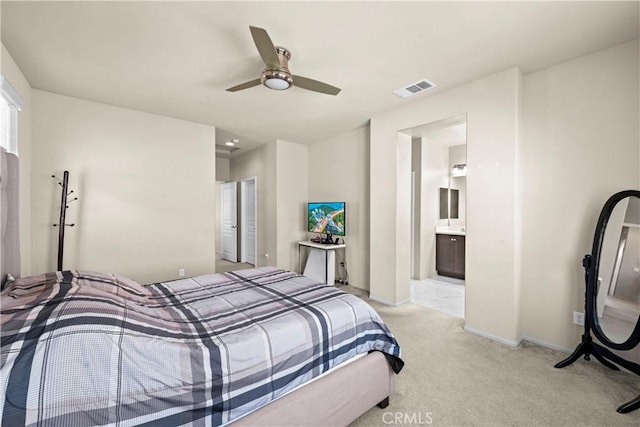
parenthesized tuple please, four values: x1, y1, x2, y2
(241, 178, 257, 265)
(221, 182, 238, 262)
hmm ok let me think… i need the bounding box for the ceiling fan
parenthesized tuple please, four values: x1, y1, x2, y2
(226, 26, 341, 96)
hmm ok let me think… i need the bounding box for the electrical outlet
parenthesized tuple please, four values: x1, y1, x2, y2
(179, 268, 185, 277)
(340, 262, 345, 267)
(573, 311, 584, 326)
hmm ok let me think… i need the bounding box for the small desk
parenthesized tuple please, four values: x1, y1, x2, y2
(298, 241, 346, 285)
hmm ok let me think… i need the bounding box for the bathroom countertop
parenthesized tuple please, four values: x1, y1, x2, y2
(435, 226, 466, 236)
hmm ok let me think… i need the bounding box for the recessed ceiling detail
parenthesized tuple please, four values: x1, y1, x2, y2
(215, 143, 240, 158)
(393, 79, 436, 99)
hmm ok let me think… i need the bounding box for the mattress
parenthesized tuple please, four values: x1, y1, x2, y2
(1, 267, 402, 426)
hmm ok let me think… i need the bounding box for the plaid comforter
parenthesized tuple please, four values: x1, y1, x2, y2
(1, 267, 402, 426)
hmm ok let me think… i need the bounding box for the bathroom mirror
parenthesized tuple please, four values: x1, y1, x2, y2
(590, 192, 640, 349)
(439, 188, 459, 220)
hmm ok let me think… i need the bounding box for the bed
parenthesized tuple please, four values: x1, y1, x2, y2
(1, 267, 403, 426)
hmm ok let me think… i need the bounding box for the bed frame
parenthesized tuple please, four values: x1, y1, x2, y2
(232, 351, 395, 426)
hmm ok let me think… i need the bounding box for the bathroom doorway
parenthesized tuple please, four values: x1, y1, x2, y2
(404, 115, 467, 318)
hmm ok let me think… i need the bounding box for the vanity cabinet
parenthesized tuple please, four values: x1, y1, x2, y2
(436, 234, 465, 279)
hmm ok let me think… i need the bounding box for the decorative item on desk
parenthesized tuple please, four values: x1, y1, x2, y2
(321, 233, 334, 244)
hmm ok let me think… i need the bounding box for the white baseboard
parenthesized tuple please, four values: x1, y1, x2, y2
(463, 325, 520, 347)
(520, 335, 573, 354)
(369, 295, 410, 307)
(464, 326, 575, 353)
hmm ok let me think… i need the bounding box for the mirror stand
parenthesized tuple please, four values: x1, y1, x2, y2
(555, 254, 640, 413)
(555, 258, 622, 371)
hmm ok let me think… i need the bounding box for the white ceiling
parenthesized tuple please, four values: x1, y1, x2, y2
(2, 1, 638, 156)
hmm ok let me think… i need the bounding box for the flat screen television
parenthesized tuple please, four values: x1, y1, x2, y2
(307, 202, 346, 236)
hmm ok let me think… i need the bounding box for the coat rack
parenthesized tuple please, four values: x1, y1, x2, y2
(52, 171, 78, 271)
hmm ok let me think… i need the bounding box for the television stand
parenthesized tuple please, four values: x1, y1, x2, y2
(298, 240, 346, 285)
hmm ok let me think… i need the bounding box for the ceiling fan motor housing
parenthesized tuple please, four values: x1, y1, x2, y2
(261, 47, 293, 90)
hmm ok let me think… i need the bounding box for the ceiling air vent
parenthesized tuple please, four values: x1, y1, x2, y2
(393, 79, 436, 98)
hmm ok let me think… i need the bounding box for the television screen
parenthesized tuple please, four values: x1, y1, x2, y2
(308, 202, 346, 236)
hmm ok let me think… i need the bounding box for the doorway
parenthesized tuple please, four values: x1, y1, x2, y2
(405, 115, 467, 318)
(216, 177, 257, 273)
(221, 181, 238, 262)
(240, 177, 257, 265)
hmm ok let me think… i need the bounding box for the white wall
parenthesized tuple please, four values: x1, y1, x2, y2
(309, 126, 370, 290)
(31, 90, 216, 283)
(411, 137, 421, 279)
(214, 157, 229, 261)
(367, 39, 638, 350)
(449, 144, 466, 166)
(230, 140, 308, 271)
(275, 140, 309, 272)
(420, 135, 450, 279)
(449, 144, 467, 228)
(520, 39, 639, 350)
(216, 157, 230, 182)
(230, 142, 277, 267)
(370, 68, 522, 344)
(214, 181, 223, 260)
(395, 133, 412, 303)
(2, 43, 32, 277)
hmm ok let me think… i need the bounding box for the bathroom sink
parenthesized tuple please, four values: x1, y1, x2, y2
(435, 226, 466, 236)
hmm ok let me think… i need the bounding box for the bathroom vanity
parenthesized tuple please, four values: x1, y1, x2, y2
(435, 227, 465, 279)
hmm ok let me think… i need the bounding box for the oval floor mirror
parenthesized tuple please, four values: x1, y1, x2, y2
(555, 190, 640, 413)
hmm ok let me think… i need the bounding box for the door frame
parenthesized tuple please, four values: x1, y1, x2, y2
(240, 176, 258, 265)
(221, 181, 238, 262)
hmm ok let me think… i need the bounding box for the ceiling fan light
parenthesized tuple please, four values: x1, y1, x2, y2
(264, 77, 290, 90)
(261, 68, 292, 91)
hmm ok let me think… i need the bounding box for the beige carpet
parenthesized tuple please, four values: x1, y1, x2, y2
(351, 301, 640, 426)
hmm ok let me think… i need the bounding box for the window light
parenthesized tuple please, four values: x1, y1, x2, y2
(1, 76, 23, 154)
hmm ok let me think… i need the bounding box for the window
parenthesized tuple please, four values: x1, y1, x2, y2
(1, 76, 24, 155)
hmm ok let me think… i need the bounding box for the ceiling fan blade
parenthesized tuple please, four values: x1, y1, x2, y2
(292, 75, 341, 96)
(249, 26, 280, 69)
(226, 79, 261, 92)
